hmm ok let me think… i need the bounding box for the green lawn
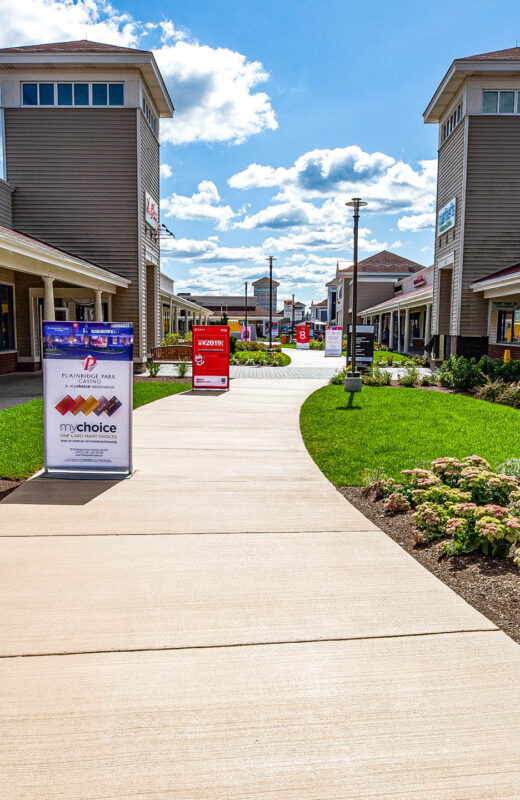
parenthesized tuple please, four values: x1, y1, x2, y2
(283, 343, 408, 363)
(300, 385, 520, 486)
(0, 382, 190, 480)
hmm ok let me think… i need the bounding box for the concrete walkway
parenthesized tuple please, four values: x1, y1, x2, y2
(1, 378, 520, 797)
(0, 371, 43, 409)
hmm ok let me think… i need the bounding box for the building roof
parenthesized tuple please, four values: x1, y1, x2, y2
(394, 264, 434, 287)
(362, 286, 432, 315)
(311, 299, 328, 307)
(338, 250, 423, 275)
(424, 46, 520, 124)
(472, 263, 520, 285)
(252, 276, 280, 287)
(0, 225, 130, 289)
(0, 39, 148, 54)
(458, 46, 520, 62)
(0, 39, 173, 117)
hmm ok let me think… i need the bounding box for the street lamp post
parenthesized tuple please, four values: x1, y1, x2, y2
(266, 255, 276, 354)
(345, 197, 367, 392)
(291, 293, 295, 343)
(244, 281, 249, 341)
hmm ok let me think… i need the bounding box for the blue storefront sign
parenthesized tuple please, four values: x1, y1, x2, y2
(438, 197, 456, 236)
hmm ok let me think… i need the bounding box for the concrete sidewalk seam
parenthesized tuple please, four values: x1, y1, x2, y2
(0, 627, 500, 660)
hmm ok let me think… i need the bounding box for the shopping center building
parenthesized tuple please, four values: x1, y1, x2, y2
(424, 46, 520, 360)
(0, 39, 210, 374)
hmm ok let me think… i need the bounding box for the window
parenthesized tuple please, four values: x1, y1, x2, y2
(109, 83, 124, 106)
(497, 309, 520, 344)
(57, 83, 73, 106)
(441, 100, 464, 143)
(22, 83, 38, 106)
(0, 284, 15, 350)
(483, 90, 518, 114)
(74, 84, 89, 106)
(141, 95, 158, 135)
(38, 83, 54, 105)
(92, 83, 108, 106)
(22, 82, 123, 108)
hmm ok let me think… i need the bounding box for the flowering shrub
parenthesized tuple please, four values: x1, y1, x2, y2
(370, 454, 520, 564)
(230, 351, 285, 367)
(383, 493, 410, 514)
(412, 502, 450, 541)
(458, 469, 518, 505)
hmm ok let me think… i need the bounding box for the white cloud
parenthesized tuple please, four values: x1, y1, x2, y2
(161, 180, 236, 230)
(397, 211, 436, 232)
(0, 0, 277, 146)
(160, 163, 173, 179)
(161, 235, 262, 264)
(390, 240, 403, 249)
(229, 146, 436, 216)
(0, 0, 139, 48)
(156, 41, 277, 145)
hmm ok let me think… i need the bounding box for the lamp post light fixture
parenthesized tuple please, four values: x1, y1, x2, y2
(244, 281, 249, 341)
(344, 197, 367, 393)
(266, 255, 276, 354)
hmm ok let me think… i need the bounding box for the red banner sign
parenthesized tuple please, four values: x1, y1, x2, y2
(192, 326, 230, 390)
(296, 324, 310, 349)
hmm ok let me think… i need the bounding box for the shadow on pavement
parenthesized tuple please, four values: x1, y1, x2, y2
(1, 477, 123, 505)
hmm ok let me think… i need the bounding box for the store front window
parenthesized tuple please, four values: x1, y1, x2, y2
(162, 304, 171, 337)
(497, 309, 520, 344)
(0, 284, 15, 350)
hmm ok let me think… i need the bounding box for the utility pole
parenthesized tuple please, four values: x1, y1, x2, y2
(266, 255, 276, 354)
(244, 281, 248, 341)
(345, 198, 367, 391)
(291, 293, 295, 343)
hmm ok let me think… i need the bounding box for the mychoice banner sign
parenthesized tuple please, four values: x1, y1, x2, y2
(325, 326, 343, 356)
(438, 198, 456, 236)
(43, 321, 133, 478)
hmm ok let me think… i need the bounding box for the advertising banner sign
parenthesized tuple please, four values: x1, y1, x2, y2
(192, 325, 230, 390)
(296, 324, 310, 349)
(43, 321, 133, 478)
(241, 325, 252, 341)
(325, 326, 343, 356)
(262, 319, 279, 338)
(145, 192, 159, 229)
(347, 324, 375, 365)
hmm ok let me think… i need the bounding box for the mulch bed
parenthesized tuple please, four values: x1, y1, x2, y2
(339, 486, 520, 644)
(133, 376, 191, 383)
(0, 478, 22, 501)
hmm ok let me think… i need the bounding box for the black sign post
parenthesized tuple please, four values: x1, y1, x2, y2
(347, 324, 375, 368)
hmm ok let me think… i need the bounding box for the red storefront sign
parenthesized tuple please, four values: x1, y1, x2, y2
(192, 326, 230, 390)
(296, 324, 310, 349)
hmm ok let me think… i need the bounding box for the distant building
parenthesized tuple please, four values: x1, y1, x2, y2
(361, 266, 434, 353)
(180, 293, 282, 337)
(310, 299, 328, 323)
(327, 250, 424, 331)
(252, 276, 279, 312)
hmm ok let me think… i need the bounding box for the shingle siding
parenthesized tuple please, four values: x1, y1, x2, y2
(0, 180, 13, 227)
(433, 118, 466, 336)
(4, 107, 141, 347)
(461, 116, 520, 336)
(139, 113, 160, 351)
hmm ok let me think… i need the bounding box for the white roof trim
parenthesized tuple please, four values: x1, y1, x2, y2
(0, 228, 130, 289)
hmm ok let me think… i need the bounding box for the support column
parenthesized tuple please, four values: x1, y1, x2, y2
(94, 289, 103, 322)
(403, 307, 410, 354)
(389, 311, 394, 351)
(42, 277, 55, 321)
(397, 309, 401, 353)
(174, 306, 179, 334)
(169, 298, 173, 334)
(378, 313, 383, 343)
(424, 303, 432, 344)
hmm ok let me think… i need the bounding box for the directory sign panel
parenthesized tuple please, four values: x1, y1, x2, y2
(296, 324, 310, 349)
(347, 324, 375, 365)
(43, 321, 133, 477)
(325, 326, 343, 356)
(192, 325, 230, 390)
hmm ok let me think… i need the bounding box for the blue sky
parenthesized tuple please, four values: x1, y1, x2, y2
(3, 0, 520, 306)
